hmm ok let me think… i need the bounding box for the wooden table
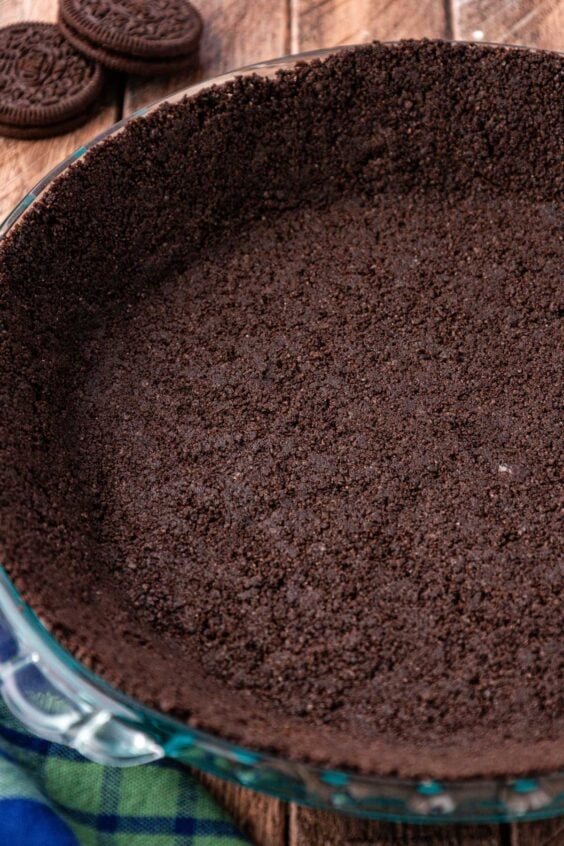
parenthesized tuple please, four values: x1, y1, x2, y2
(1, 1, 562, 843)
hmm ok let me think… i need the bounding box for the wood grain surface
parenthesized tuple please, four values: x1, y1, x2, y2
(0, 1, 562, 844)
(452, 0, 564, 50)
(293, 0, 448, 52)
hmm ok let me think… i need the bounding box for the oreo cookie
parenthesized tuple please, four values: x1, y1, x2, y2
(59, 0, 202, 77)
(0, 104, 100, 140)
(0, 22, 104, 139)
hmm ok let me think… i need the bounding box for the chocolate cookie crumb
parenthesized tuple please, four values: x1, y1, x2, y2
(1, 41, 562, 780)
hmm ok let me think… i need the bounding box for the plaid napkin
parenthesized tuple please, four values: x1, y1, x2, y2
(0, 698, 249, 846)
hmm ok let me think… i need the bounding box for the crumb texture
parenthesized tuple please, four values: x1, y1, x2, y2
(1, 41, 562, 779)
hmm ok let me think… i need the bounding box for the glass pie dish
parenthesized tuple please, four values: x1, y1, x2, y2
(1, 45, 563, 825)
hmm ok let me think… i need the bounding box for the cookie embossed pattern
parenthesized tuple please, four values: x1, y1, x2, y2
(0, 22, 104, 138)
(60, 0, 203, 56)
(58, 0, 203, 75)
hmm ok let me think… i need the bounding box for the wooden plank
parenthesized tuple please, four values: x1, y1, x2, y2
(199, 773, 287, 846)
(289, 803, 394, 845)
(394, 824, 503, 845)
(509, 818, 564, 846)
(123, 6, 290, 835)
(0, 0, 119, 222)
(290, 804, 504, 845)
(130, 9, 291, 838)
(288, 6, 491, 841)
(289, 806, 513, 845)
(451, 0, 564, 51)
(452, 25, 563, 846)
(123, 0, 289, 116)
(293, 0, 448, 54)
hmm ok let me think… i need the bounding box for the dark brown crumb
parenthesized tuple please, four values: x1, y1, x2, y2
(0, 40, 562, 780)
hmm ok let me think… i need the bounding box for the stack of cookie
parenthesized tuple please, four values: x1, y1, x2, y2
(0, 1, 203, 139)
(58, 0, 202, 77)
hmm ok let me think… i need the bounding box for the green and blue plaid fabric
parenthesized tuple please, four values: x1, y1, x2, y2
(0, 698, 249, 846)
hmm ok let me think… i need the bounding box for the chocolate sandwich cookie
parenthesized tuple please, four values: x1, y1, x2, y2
(0, 104, 100, 140)
(59, 0, 202, 76)
(58, 17, 199, 77)
(0, 22, 103, 140)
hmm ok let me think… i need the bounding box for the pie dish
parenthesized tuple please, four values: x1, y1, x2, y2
(0, 41, 562, 823)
